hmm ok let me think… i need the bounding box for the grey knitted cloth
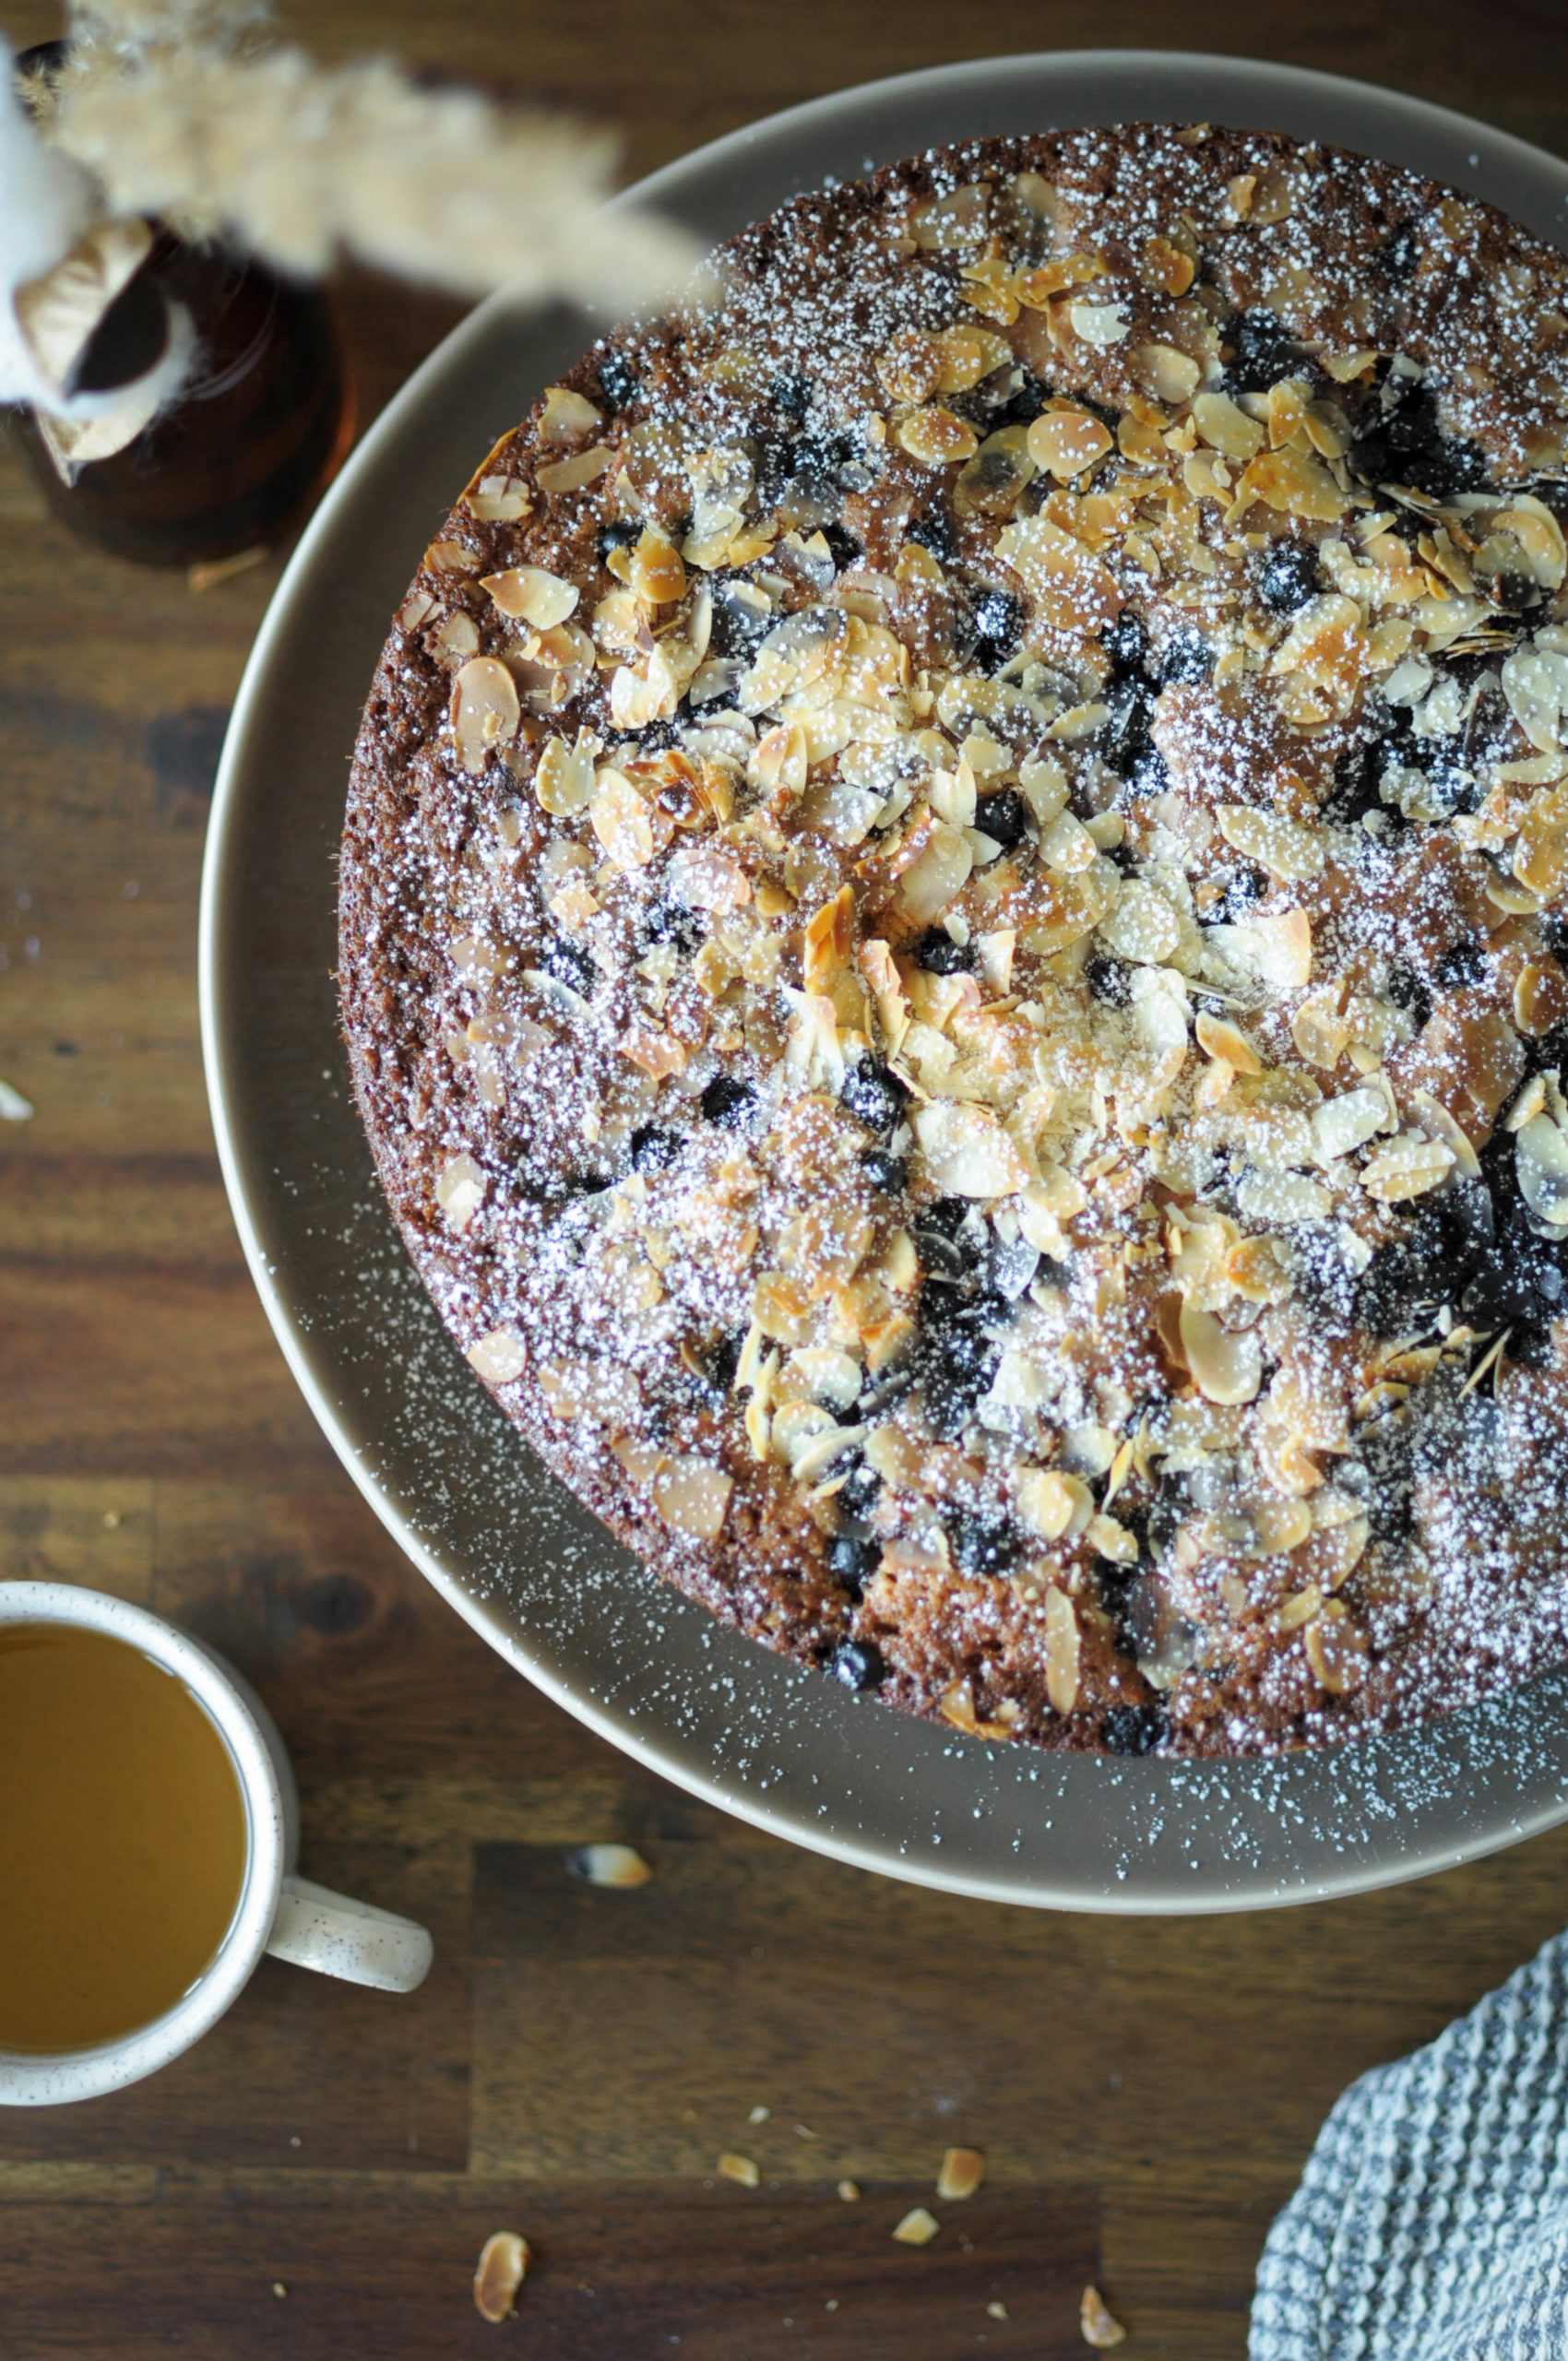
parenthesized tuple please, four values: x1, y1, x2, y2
(1252, 1929, 1568, 2359)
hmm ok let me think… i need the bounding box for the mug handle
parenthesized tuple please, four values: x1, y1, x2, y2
(265, 1874, 434, 1993)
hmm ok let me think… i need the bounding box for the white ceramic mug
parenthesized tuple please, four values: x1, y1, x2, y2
(0, 1581, 434, 2106)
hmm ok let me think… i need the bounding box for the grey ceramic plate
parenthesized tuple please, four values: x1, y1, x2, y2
(202, 50, 1568, 1912)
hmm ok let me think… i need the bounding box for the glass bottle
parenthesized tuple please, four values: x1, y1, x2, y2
(9, 43, 356, 569)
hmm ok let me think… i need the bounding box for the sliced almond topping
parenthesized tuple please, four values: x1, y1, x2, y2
(451, 658, 520, 775)
(909, 183, 990, 251)
(1016, 1467, 1094, 1540)
(1043, 1585, 1082, 1714)
(535, 730, 599, 816)
(538, 386, 602, 445)
(630, 529, 688, 605)
(466, 1327, 528, 1385)
(896, 407, 980, 466)
(1027, 403, 1113, 480)
(536, 444, 613, 495)
(1360, 1136, 1455, 1203)
(1195, 1010, 1263, 1074)
(1216, 803, 1324, 881)
(1179, 1304, 1262, 1405)
(1134, 341, 1200, 403)
(436, 1153, 486, 1233)
(1303, 1604, 1370, 1694)
(1192, 389, 1265, 461)
(481, 564, 579, 627)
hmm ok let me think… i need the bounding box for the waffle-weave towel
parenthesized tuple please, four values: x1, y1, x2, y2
(1252, 1928, 1568, 2359)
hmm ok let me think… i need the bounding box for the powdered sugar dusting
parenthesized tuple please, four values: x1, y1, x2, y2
(340, 122, 1568, 1761)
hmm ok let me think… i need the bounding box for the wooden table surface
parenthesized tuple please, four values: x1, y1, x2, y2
(6, 3, 1568, 2354)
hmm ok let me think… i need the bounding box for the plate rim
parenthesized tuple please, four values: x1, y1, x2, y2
(201, 48, 1568, 1913)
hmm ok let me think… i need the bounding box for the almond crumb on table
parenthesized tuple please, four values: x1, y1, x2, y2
(473, 2232, 531, 2323)
(892, 2205, 941, 2245)
(1081, 2281, 1128, 2345)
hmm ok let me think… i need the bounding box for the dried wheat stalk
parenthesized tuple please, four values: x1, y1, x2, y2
(37, 2, 701, 310)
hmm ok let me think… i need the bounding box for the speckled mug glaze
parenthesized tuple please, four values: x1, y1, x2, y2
(0, 1584, 432, 2106)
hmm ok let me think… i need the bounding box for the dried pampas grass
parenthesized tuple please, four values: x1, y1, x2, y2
(36, 6, 703, 313)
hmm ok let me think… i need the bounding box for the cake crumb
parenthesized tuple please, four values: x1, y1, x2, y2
(719, 2152, 760, 2188)
(892, 2206, 941, 2246)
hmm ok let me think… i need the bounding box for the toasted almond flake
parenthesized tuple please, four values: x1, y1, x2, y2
(911, 1100, 1028, 1198)
(719, 2152, 760, 2189)
(897, 407, 980, 465)
(1068, 300, 1129, 348)
(466, 487, 530, 523)
(936, 2147, 985, 2201)
(1193, 390, 1265, 460)
(466, 1327, 528, 1385)
(396, 587, 437, 632)
(536, 445, 613, 494)
(1311, 1086, 1392, 1164)
(1134, 341, 1201, 403)
(431, 611, 481, 664)
(892, 2207, 941, 2246)
(1239, 445, 1348, 521)
(481, 564, 578, 627)
(534, 730, 599, 816)
(1043, 1585, 1082, 1714)
(425, 539, 475, 573)
(1098, 880, 1180, 965)
(1080, 2284, 1127, 2348)
(1027, 404, 1113, 480)
(1031, 809, 1094, 875)
(1516, 1112, 1568, 1224)
(566, 1843, 653, 1888)
(1291, 982, 1349, 1071)
(1016, 1466, 1093, 1540)
(1303, 1605, 1371, 1694)
(1216, 803, 1324, 881)
(1179, 1304, 1263, 1405)
(539, 386, 602, 445)
(994, 514, 1121, 621)
(1195, 1010, 1263, 1074)
(591, 768, 658, 868)
(473, 2232, 530, 2323)
(630, 529, 688, 605)
(436, 1153, 486, 1233)
(652, 1453, 732, 1536)
(1515, 959, 1568, 1038)
(1360, 1136, 1455, 1202)
(909, 183, 990, 251)
(1408, 1090, 1481, 1179)
(451, 658, 520, 775)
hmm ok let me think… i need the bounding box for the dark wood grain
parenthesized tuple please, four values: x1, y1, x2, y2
(6, 3, 1568, 2353)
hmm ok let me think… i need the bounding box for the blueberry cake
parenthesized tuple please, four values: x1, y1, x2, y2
(340, 125, 1568, 1756)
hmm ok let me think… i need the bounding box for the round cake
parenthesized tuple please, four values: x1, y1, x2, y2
(340, 123, 1568, 1757)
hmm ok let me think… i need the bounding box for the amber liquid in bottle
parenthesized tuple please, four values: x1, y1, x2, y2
(16, 231, 356, 569)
